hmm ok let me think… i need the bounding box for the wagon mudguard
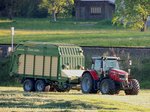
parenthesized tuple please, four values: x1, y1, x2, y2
(82, 70, 99, 80)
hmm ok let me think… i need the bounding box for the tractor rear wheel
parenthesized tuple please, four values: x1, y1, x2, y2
(35, 80, 46, 92)
(81, 73, 97, 94)
(125, 79, 140, 95)
(23, 79, 34, 92)
(100, 79, 116, 95)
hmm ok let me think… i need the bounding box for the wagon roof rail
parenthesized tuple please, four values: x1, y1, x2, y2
(20, 41, 76, 47)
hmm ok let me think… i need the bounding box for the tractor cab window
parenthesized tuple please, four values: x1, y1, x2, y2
(94, 59, 102, 71)
(103, 60, 119, 71)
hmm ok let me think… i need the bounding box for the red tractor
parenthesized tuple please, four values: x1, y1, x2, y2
(81, 57, 140, 95)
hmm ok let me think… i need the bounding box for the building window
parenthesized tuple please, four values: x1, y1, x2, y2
(90, 7, 101, 14)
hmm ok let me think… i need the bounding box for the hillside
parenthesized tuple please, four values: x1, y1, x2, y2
(0, 18, 150, 47)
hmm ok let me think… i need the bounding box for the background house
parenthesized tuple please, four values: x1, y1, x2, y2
(75, 0, 115, 20)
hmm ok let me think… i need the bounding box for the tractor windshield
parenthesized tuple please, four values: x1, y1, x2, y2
(103, 59, 120, 71)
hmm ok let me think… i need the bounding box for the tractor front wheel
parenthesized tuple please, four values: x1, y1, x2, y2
(125, 79, 140, 95)
(100, 79, 116, 95)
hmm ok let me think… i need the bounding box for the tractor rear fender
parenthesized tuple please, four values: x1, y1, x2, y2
(82, 70, 99, 80)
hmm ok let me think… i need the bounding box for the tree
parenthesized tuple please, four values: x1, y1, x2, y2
(40, 0, 74, 21)
(0, 0, 48, 18)
(0, 0, 20, 19)
(113, 0, 150, 31)
(0, 0, 15, 19)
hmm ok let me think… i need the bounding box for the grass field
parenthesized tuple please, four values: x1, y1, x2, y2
(0, 18, 150, 111)
(0, 86, 150, 112)
(0, 18, 150, 47)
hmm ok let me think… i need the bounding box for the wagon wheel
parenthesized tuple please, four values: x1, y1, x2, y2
(35, 80, 46, 92)
(23, 79, 34, 92)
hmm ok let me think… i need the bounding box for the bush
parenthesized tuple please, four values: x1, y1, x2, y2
(131, 58, 150, 89)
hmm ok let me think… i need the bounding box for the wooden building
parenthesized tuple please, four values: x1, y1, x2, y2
(75, 0, 115, 20)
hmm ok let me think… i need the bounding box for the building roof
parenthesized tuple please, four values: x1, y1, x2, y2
(77, 0, 115, 4)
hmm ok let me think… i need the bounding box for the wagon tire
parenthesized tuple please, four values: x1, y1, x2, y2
(35, 80, 46, 92)
(55, 85, 70, 92)
(23, 79, 34, 92)
(100, 79, 116, 95)
(125, 79, 140, 95)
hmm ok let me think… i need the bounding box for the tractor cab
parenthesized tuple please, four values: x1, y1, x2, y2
(91, 57, 120, 76)
(91, 56, 129, 82)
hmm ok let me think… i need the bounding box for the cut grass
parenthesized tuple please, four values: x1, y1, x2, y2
(0, 87, 150, 112)
(0, 18, 150, 47)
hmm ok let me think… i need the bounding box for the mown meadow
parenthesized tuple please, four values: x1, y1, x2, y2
(0, 87, 150, 112)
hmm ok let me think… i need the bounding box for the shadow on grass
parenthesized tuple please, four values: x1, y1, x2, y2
(0, 90, 83, 96)
(39, 99, 118, 110)
(0, 89, 118, 111)
(0, 99, 118, 110)
(0, 90, 22, 93)
(0, 99, 118, 111)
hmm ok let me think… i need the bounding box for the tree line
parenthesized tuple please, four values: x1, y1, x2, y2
(0, 0, 74, 20)
(0, 0, 149, 31)
(113, 0, 150, 31)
